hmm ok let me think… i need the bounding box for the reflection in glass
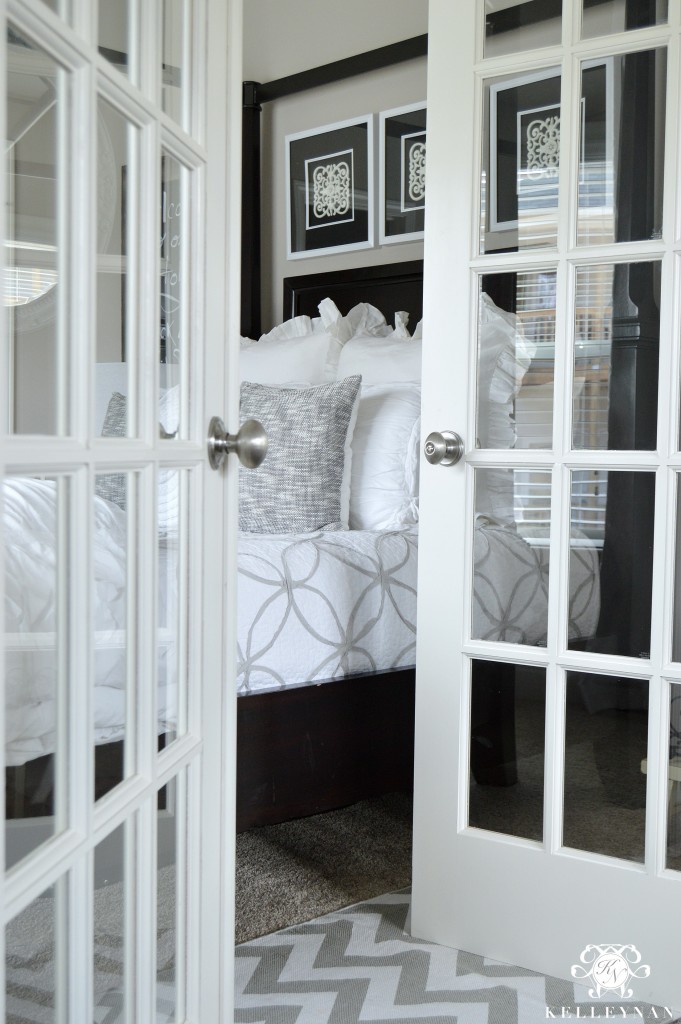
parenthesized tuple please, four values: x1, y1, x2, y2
(577, 50, 666, 246)
(668, 684, 681, 871)
(99, 0, 129, 75)
(473, 469, 551, 646)
(94, 823, 127, 1019)
(162, 0, 187, 127)
(96, 98, 138, 439)
(564, 672, 648, 861)
(158, 470, 185, 747)
(160, 153, 185, 435)
(4, 475, 68, 868)
(157, 778, 181, 1018)
(478, 271, 555, 450)
(481, 69, 561, 254)
(673, 478, 681, 663)
(569, 471, 654, 659)
(6, 27, 62, 435)
(582, 0, 668, 39)
(93, 473, 129, 800)
(469, 661, 545, 841)
(484, 0, 562, 59)
(573, 262, 660, 452)
(6, 883, 60, 1022)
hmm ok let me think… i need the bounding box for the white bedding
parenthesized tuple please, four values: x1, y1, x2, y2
(4, 479, 601, 763)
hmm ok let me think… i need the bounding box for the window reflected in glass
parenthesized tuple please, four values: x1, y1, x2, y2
(573, 262, 660, 452)
(582, 0, 668, 39)
(4, 475, 69, 869)
(469, 661, 545, 842)
(484, 0, 562, 59)
(481, 68, 561, 254)
(577, 50, 666, 246)
(564, 672, 648, 862)
(6, 27, 63, 435)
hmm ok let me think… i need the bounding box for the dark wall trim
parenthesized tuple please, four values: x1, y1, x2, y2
(240, 35, 428, 339)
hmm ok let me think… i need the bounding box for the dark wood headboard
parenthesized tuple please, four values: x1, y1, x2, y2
(283, 260, 424, 327)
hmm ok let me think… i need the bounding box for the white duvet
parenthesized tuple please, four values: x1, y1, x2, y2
(3, 479, 600, 764)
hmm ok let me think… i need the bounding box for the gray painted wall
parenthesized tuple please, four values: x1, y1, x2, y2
(243, 0, 429, 331)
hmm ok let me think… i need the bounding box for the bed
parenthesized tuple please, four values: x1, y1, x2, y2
(233, 261, 601, 829)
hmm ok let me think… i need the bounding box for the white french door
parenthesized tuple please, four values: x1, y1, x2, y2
(413, 0, 681, 1007)
(0, 0, 241, 1020)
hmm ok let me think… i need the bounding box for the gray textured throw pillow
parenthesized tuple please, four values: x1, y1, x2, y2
(239, 375, 362, 533)
(95, 391, 127, 510)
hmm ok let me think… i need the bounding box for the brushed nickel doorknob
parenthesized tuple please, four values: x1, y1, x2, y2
(424, 430, 464, 466)
(207, 417, 268, 470)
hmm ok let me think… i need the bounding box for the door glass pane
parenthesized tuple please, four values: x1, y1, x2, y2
(158, 776, 184, 1020)
(158, 470, 187, 747)
(668, 683, 681, 871)
(6, 882, 62, 1022)
(582, 0, 668, 39)
(484, 1, 562, 59)
(573, 262, 660, 451)
(162, 0, 188, 128)
(94, 823, 127, 1019)
(6, 27, 64, 435)
(160, 153, 186, 436)
(569, 471, 654, 658)
(473, 469, 551, 646)
(481, 68, 561, 254)
(577, 50, 666, 246)
(99, 0, 129, 75)
(93, 472, 130, 800)
(673, 477, 681, 662)
(564, 672, 648, 862)
(469, 661, 545, 841)
(96, 99, 139, 440)
(5, 475, 69, 868)
(478, 271, 556, 450)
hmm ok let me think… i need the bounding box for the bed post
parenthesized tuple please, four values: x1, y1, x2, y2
(241, 81, 262, 339)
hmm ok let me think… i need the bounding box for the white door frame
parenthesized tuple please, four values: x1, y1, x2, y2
(413, 0, 681, 1007)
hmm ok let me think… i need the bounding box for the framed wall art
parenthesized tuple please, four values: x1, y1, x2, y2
(286, 115, 373, 260)
(489, 68, 562, 233)
(379, 102, 426, 244)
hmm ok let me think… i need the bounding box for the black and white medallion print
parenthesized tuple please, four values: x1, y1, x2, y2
(306, 150, 354, 229)
(401, 131, 427, 212)
(235, 891, 678, 1024)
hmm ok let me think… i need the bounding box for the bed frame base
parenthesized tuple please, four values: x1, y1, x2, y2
(236, 669, 415, 832)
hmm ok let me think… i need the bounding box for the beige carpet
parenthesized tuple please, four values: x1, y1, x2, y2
(234, 791, 413, 944)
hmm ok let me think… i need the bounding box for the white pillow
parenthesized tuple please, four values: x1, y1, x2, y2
(240, 316, 342, 387)
(475, 293, 535, 523)
(337, 332, 422, 385)
(349, 383, 421, 530)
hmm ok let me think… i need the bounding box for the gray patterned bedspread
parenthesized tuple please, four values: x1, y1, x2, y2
(236, 523, 600, 694)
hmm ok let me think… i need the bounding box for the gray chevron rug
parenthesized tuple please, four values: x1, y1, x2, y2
(235, 890, 679, 1024)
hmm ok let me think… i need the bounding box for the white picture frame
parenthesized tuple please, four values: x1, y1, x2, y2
(379, 102, 427, 245)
